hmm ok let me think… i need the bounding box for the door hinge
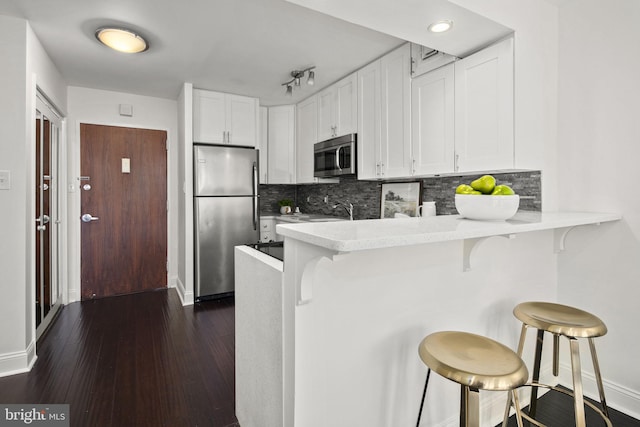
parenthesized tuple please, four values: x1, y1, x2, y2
(166, 260, 169, 272)
(165, 138, 169, 151)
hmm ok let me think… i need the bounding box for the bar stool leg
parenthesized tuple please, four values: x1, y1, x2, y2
(588, 337, 610, 418)
(511, 389, 525, 427)
(529, 329, 545, 417)
(553, 333, 560, 376)
(569, 338, 587, 427)
(415, 369, 431, 427)
(461, 386, 480, 427)
(502, 324, 529, 427)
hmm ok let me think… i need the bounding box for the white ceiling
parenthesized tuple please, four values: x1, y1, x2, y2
(0, 0, 514, 106)
(285, 0, 513, 59)
(0, 0, 405, 105)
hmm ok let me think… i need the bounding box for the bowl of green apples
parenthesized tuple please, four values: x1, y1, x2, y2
(454, 175, 519, 220)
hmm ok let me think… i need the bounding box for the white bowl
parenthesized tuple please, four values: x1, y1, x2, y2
(455, 194, 520, 220)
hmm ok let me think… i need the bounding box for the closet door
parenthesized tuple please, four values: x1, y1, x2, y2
(35, 95, 62, 338)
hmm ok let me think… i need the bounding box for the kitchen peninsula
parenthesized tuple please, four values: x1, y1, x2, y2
(235, 211, 620, 427)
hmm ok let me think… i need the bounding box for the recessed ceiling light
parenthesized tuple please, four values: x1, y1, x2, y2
(95, 27, 149, 53)
(428, 20, 453, 33)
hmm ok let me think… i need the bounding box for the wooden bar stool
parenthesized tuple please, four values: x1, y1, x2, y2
(503, 301, 611, 427)
(416, 331, 529, 427)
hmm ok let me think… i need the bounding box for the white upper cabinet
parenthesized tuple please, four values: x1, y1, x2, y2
(267, 105, 296, 184)
(193, 89, 258, 147)
(357, 59, 381, 180)
(357, 43, 412, 179)
(258, 106, 268, 184)
(381, 43, 412, 178)
(317, 73, 358, 141)
(454, 37, 514, 172)
(296, 96, 318, 184)
(411, 63, 455, 175)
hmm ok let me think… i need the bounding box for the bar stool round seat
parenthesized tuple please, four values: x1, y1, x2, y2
(506, 301, 611, 427)
(416, 331, 528, 427)
(514, 301, 607, 339)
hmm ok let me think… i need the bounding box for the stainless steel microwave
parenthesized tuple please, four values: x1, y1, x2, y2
(313, 134, 357, 178)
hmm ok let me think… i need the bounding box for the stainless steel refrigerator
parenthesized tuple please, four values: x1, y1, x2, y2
(194, 144, 259, 300)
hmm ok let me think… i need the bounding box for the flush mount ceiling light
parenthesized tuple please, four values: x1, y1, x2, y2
(95, 27, 149, 53)
(282, 67, 315, 96)
(428, 20, 453, 33)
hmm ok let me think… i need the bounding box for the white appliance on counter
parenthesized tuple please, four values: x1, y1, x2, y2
(194, 144, 260, 300)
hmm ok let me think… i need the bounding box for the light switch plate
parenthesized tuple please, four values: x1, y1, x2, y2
(122, 158, 130, 173)
(0, 170, 10, 190)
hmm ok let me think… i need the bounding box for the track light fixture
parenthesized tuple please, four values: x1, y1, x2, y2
(282, 67, 315, 95)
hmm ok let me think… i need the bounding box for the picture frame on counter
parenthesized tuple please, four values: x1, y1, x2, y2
(380, 181, 422, 219)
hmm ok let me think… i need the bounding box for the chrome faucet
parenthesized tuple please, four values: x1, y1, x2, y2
(332, 201, 354, 221)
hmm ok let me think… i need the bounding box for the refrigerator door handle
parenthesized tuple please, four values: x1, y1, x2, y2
(253, 161, 259, 231)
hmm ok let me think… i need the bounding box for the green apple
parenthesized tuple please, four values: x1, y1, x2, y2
(470, 175, 496, 194)
(491, 184, 515, 195)
(455, 184, 480, 195)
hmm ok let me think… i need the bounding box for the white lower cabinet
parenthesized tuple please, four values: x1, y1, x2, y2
(357, 43, 412, 179)
(259, 217, 275, 242)
(267, 105, 296, 184)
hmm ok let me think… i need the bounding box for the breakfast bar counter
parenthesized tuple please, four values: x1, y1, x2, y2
(275, 211, 621, 253)
(235, 211, 620, 427)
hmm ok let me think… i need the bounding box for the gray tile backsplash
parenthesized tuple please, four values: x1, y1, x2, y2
(260, 171, 541, 220)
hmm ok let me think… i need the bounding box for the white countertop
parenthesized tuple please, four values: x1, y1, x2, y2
(275, 211, 622, 252)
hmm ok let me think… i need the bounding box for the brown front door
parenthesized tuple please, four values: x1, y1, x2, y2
(80, 124, 167, 299)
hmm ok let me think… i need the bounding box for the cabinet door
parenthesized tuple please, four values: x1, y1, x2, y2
(317, 87, 335, 142)
(296, 96, 318, 184)
(411, 63, 455, 175)
(357, 60, 382, 180)
(267, 105, 296, 184)
(227, 94, 258, 147)
(258, 106, 268, 183)
(334, 73, 358, 136)
(193, 89, 226, 144)
(380, 43, 412, 178)
(455, 37, 514, 172)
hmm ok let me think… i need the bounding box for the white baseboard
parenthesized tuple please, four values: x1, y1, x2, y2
(0, 340, 37, 378)
(558, 362, 640, 420)
(175, 276, 194, 306)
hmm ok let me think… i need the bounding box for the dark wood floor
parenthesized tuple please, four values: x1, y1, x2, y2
(1, 289, 638, 427)
(502, 387, 640, 427)
(0, 289, 238, 427)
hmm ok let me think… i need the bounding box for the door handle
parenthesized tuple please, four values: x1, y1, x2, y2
(36, 215, 50, 224)
(81, 213, 99, 223)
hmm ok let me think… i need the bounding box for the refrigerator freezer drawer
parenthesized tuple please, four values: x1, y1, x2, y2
(195, 196, 259, 298)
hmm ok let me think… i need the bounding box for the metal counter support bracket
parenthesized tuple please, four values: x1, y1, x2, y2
(553, 223, 601, 253)
(463, 234, 516, 272)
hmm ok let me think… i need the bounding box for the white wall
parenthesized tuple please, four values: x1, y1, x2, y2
(555, 0, 640, 418)
(0, 16, 66, 377)
(177, 83, 194, 305)
(0, 15, 31, 377)
(66, 87, 179, 303)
